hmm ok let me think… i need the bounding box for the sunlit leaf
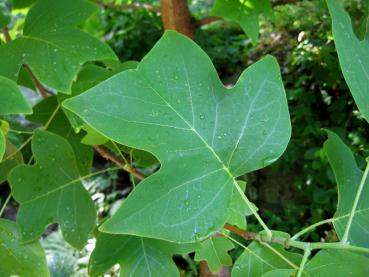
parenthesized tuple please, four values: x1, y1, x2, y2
(64, 31, 291, 243)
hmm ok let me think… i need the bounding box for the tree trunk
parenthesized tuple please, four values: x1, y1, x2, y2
(160, 0, 194, 38)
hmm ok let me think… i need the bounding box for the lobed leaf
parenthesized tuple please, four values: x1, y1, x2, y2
(64, 31, 291, 243)
(324, 130, 369, 248)
(194, 236, 234, 273)
(0, 139, 24, 184)
(89, 232, 198, 277)
(0, 219, 49, 277)
(0, 0, 116, 93)
(9, 130, 96, 249)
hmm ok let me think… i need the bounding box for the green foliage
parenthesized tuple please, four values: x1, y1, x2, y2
(324, 130, 369, 247)
(0, 219, 49, 277)
(327, 0, 369, 123)
(231, 240, 302, 277)
(1, 0, 369, 275)
(89, 232, 198, 276)
(211, 0, 273, 44)
(0, 76, 31, 115)
(0, 0, 116, 93)
(194, 237, 234, 272)
(64, 31, 291, 242)
(9, 130, 96, 249)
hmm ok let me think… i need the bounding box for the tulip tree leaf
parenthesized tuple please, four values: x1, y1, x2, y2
(63, 31, 291, 243)
(327, 0, 369, 123)
(324, 130, 369, 248)
(194, 237, 234, 273)
(0, 139, 24, 184)
(0, 129, 4, 162)
(9, 130, 96, 249)
(305, 250, 369, 276)
(211, 0, 273, 44)
(227, 181, 256, 229)
(261, 269, 296, 277)
(0, 0, 116, 93)
(0, 76, 32, 115)
(27, 96, 93, 176)
(89, 232, 198, 277)
(232, 241, 301, 277)
(0, 219, 49, 277)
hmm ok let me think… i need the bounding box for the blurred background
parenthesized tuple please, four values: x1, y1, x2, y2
(1, 0, 369, 275)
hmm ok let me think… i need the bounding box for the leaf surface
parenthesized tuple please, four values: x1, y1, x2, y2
(324, 130, 369, 247)
(194, 236, 234, 272)
(211, 0, 273, 44)
(0, 76, 32, 115)
(327, 0, 369, 122)
(232, 241, 301, 277)
(64, 31, 291, 242)
(305, 249, 369, 276)
(9, 130, 96, 249)
(89, 232, 198, 277)
(0, 219, 49, 277)
(0, 0, 116, 93)
(0, 139, 24, 184)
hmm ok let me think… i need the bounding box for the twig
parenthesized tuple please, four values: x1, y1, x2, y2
(223, 223, 256, 240)
(2, 27, 11, 43)
(93, 145, 145, 181)
(95, 0, 160, 12)
(291, 218, 333, 240)
(0, 193, 12, 217)
(195, 16, 221, 27)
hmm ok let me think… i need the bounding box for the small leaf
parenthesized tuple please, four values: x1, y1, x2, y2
(0, 76, 32, 115)
(324, 130, 369, 247)
(232, 241, 301, 277)
(9, 130, 96, 249)
(211, 0, 273, 44)
(228, 181, 256, 229)
(89, 232, 198, 277)
(0, 0, 116, 93)
(0, 139, 24, 184)
(0, 129, 4, 162)
(327, 0, 369, 123)
(305, 250, 369, 276)
(64, 31, 291, 243)
(194, 236, 234, 273)
(0, 219, 49, 277)
(27, 96, 93, 176)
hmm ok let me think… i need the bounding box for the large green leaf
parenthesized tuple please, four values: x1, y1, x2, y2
(232, 241, 301, 277)
(89, 232, 198, 277)
(8, 130, 96, 249)
(27, 96, 93, 176)
(194, 236, 234, 273)
(305, 249, 369, 276)
(0, 76, 32, 115)
(0, 219, 49, 277)
(0, 129, 4, 162)
(327, 0, 369, 123)
(0, 0, 116, 93)
(324, 130, 369, 247)
(64, 31, 291, 243)
(211, 0, 273, 44)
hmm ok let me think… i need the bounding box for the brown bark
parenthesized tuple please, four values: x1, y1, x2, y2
(160, 0, 194, 38)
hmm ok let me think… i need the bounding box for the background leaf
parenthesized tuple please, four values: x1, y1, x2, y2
(327, 0, 369, 123)
(89, 232, 198, 277)
(0, 0, 116, 93)
(9, 130, 96, 249)
(324, 130, 369, 247)
(0, 219, 49, 277)
(0, 76, 32, 115)
(194, 236, 234, 273)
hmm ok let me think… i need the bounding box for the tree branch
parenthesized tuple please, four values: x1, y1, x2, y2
(95, 0, 160, 12)
(94, 145, 145, 181)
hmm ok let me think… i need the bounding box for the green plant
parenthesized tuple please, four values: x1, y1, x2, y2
(1, 0, 369, 276)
